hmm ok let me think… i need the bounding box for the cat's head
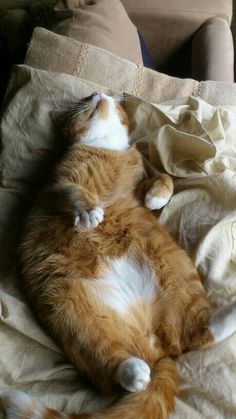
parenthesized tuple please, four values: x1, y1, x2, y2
(62, 92, 130, 151)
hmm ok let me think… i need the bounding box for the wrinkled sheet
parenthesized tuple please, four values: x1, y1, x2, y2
(0, 65, 236, 418)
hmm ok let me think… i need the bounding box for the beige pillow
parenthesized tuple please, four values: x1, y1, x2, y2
(25, 27, 236, 106)
(25, 27, 199, 103)
(50, 0, 143, 65)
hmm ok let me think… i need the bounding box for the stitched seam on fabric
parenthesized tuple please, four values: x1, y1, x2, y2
(192, 81, 201, 97)
(73, 44, 88, 77)
(132, 65, 144, 97)
(195, 81, 202, 97)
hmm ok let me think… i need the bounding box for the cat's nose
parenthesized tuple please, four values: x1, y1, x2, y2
(91, 91, 101, 108)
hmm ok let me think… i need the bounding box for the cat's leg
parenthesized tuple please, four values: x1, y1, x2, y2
(115, 357, 152, 392)
(66, 319, 156, 394)
(43, 278, 163, 395)
(158, 274, 212, 354)
(40, 182, 104, 228)
(137, 223, 212, 354)
(41, 285, 179, 417)
(136, 175, 173, 210)
(153, 285, 212, 355)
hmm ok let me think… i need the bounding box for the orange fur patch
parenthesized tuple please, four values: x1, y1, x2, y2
(98, 99, 109, 119)
(116, 103, 130, 133)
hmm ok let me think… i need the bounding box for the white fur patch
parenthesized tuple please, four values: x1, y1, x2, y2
(0, 390, 45, 419)
(145, 195, 170, 210)
(80, 94, 129, 151)
(116, 357, 151, 392)
(210, 302, 236, 343)
(74, 207, 104, 228)
(87, 254, 157, 315)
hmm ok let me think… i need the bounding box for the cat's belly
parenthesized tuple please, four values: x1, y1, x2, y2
(86, 253, 157, 315)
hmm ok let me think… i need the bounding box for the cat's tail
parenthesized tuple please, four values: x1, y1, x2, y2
(0, 357, 178, 419)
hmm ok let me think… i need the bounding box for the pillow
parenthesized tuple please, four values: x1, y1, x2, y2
(25, 27, 199, 103)
(50, 0, 143, 65)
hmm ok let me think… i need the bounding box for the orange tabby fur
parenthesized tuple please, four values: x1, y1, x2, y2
(14, 94, 212, 419)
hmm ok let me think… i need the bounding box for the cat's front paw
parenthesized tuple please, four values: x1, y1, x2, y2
(74, 207, 104, 228)
(116, 357, 151, 393)
(145, 192, 169, 210)
(145, 177, 173, 210)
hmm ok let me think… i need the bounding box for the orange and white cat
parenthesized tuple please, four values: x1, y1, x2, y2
(1, 93, 235, 419)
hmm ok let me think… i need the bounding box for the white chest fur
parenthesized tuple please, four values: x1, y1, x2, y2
(87, 254, 157, 315)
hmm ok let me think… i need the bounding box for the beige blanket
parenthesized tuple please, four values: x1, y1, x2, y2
(0, 65, 236, 418)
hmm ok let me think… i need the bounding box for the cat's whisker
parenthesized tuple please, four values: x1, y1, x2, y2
(63, 106, 91, 117)
(67, 109, 89, 116)
(68, 104, 90, 111)
(114, 96, 139, 99)
(114, 98, 138, 102)
(67, 101, 91, 108)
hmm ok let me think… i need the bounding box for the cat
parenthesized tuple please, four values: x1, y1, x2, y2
(1, 92, 234, 419)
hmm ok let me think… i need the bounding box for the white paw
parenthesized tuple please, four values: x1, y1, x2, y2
(74, 207, 104, 228)
(116, 357, 151, 392)
(145, 194, 169, 210)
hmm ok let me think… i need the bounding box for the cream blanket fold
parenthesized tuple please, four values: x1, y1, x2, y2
(0, 65, 236, 419)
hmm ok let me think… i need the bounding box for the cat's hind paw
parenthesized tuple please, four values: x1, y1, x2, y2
(116, 357, 151, 393)
(74, 207, 104, 228)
